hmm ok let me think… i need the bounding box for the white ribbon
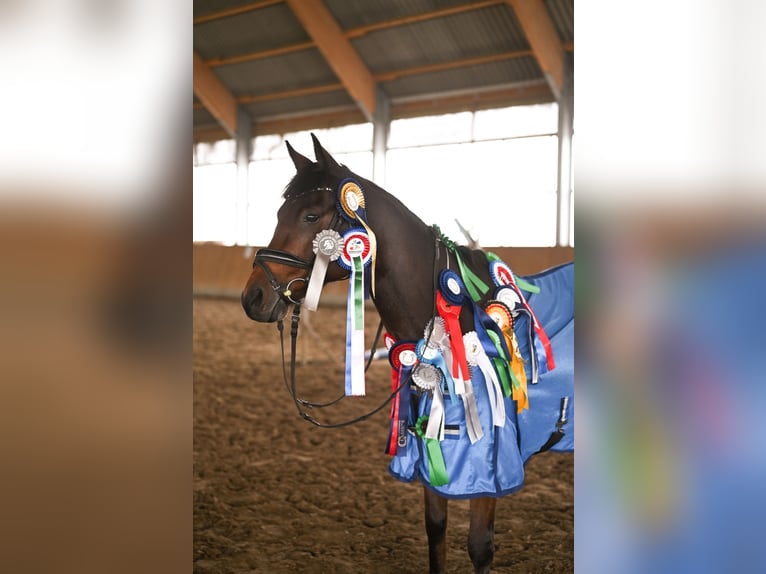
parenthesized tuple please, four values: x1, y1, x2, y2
(303, 253, 328, 312)
(464, 331, 506, 428)
(305, 229, 343, 312)
(425, 386, 445, 442)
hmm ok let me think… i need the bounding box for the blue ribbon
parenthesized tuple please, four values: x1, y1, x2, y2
(416, 339, 456, 402)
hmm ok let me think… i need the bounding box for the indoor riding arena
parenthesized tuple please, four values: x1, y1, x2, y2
(194, 1, 574, 572)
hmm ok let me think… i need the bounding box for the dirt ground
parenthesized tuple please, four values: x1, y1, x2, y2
(194, 297, 573, 573)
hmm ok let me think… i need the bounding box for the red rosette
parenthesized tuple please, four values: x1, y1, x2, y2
(489, 260, 515, 287)
(337, 228, 372, 270)
(389, 341, 419, 371)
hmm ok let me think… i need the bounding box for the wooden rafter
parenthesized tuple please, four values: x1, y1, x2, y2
(193, 0, 283, 25)
(238, 83, 344, 105)
(375, 50, 533, 82)
(193, 50, 238, 136)
(285, 0, 377, 120)
(344, 0, 505, 39)
(506, 0, 564, 99)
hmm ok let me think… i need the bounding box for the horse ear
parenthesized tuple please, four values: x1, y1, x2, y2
(286, 140, 313, 171)
(311, 133, 341, 171)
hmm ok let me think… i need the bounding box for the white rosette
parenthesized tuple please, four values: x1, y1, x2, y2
(412, 363, 445, 441)
(304, 229, 343, 311)
(495, 286, 522, 317)
(464, 331, 506, 429)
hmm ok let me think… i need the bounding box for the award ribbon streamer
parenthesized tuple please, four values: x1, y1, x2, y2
(490, 262, 555, 372)
(415, 415, 448, 487)
(437, 271, 472, 385)
(464, 331, 506, 428)
(338, 180, 378, 296)
(386, 341, 418, 456)
(338, 229, 372, 396)
(496, 286, 540, 383)
(412, 363, 446, 443)
(485, 302, 529, 412)
(471, 304, 514, 399)
(304, 229, 343, 311)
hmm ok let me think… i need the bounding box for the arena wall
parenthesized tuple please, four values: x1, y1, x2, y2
(194, 243, 574, 301)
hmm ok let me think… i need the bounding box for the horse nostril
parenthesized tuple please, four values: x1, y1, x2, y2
(242, 287, 264, 319)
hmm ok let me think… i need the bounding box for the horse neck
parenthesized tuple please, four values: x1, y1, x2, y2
(363, 184, 439, 341)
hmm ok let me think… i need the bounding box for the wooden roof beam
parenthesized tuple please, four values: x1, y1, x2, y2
(193, 0, 283, 25)
(506, 0, 564, 99)
(193, 50, 238, 136)
(285, 0, 376, 120)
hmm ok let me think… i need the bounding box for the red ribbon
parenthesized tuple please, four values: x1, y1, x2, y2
(436, 291, 471, 383)
(386, 365, 402, 455)
(504, 275, 556, 371)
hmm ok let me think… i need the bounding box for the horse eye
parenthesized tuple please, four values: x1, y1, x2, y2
(303, 214, 320, 223)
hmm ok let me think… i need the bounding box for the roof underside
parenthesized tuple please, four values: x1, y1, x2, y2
(193, 0, 573, 143)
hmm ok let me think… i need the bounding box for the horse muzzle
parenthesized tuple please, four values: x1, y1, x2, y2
(242, 248, 312, 322)
(241, 283, 289, 322)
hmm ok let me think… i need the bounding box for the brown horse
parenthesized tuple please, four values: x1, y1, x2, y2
(242, 135, 533, 573)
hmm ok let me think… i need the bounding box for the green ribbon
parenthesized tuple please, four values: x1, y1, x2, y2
(486, 251, 540, 294)
(415, 415, 449, 486)
(454, 250, 489, 302)
(487, 331, 513, 397)
(353, 256, 363, 328)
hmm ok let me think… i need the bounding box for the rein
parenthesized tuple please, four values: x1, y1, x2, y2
(273, 229, 445, 429)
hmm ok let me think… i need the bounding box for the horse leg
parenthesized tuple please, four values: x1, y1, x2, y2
(423, 486, 448, 574)
(468, 496, 497, 573)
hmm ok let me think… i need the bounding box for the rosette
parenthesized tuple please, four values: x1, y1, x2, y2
(337, 228, 372, 270)
(389, 340, 418, 371)
(337, 179, 366, 223)
(464, 331, 506, 428)
(495, 285, 522, 316)
(304, 229, 343, 311)
(485, 301, 513, 331)
(438, 269, 467, 305)
(412, 362, 442, 392)
(489, 260, 515, 287)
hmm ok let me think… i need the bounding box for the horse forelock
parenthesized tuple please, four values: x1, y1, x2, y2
(282, 162, 350, 201)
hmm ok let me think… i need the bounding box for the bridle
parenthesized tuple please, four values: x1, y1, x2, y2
(251, 187, 343, 306)
(250, 188, 446, 428)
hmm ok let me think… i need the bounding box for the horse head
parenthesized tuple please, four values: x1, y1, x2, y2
(242, 135, 353, 322)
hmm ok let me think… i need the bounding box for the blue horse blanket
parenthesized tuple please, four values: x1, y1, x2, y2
(389, 262, 574, 498)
